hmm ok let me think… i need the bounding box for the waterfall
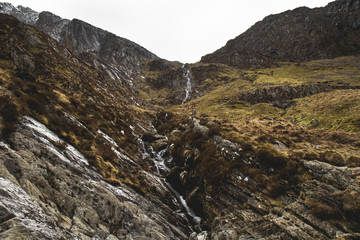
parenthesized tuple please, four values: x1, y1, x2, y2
(182, 69, 192, 104)
(165, 181, 202, 225)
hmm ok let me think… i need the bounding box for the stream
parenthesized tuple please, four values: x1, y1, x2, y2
(137, 136, 202, 229)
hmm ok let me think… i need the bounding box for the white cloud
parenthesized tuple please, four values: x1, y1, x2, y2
(5, 0, 333, 63)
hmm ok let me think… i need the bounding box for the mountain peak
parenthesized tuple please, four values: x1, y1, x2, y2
(201, 0, 360, 68)
(0, 2, 39, 25)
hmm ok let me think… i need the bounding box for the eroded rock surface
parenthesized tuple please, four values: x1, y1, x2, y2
(0, 117, 194, 239)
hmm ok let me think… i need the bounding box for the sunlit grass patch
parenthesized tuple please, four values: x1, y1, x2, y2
(285, 89, 360, 132)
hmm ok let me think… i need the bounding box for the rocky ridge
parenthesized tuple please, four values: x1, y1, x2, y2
(0, 2, 159, 89)
(201, 0, 360, 68)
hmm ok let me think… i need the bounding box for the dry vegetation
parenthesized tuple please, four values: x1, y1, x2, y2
(159, 55, 360, 222)
(1, 13, 360, 233)
(0, 16, 158, 195)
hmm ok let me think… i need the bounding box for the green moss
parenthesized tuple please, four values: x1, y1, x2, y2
(137, 89, 152, 102)
(285, 90, 360, 132)
(247, 57, 360, 86)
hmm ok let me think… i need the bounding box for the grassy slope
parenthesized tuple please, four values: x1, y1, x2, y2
(2, 13, 360, 232)
(167, 56, 360, 163)
(156, 56, 360, 230)
(142, 56, 360, 231)
(180, 56, 360, 129)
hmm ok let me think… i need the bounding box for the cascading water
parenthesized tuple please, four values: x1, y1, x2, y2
(182, 69, 192, 104)
(138, 134, 202, 229)
(138, 137, 170, 175)
(165, 181, 201, 225)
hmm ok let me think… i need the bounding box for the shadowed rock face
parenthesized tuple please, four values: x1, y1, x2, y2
(201, 0, 360, 68)
(59, 18, 158, 72)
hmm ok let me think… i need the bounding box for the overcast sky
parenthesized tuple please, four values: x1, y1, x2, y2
(6, 0, 333, 63)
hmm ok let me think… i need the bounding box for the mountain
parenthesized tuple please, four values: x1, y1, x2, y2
(1, 0, 360, 239)
(201, 0, 360, 68)
(0, 2, 159, 88)
(0, 13, 197, 239)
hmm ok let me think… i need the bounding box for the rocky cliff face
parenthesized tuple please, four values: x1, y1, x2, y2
(201, 0, 360, 68)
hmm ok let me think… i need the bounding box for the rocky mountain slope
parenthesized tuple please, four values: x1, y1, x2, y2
(201, 0, 360, 68)
(0, 2, 159, 88)
(1, 0, 360, 239)
(0, 13, 198, 239)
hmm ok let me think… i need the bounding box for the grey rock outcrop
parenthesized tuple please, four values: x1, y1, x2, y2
(237, 82, 360, 108)
(0, 2, 39, 25)
(159, 115, 360, 239)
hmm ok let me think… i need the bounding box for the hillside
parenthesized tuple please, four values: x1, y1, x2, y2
(0, 13, 195, 239)
(0, 2, 159, 89)
(1, 0, 360, 239)
(201, 0, 360, 68)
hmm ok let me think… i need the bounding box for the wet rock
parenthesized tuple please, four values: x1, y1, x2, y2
(0, 118, 193, 239)
(189, 231, 208, 240)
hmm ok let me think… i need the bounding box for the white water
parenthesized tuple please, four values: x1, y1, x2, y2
(138, 137, 170, 174)
(154, 146, 171, 173)
(165, 181, 201, 225)
(182, 69, 192, 104)
(138, 134, 201, 226)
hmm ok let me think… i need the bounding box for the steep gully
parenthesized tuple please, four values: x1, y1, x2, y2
(137, 131, 202, 229)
